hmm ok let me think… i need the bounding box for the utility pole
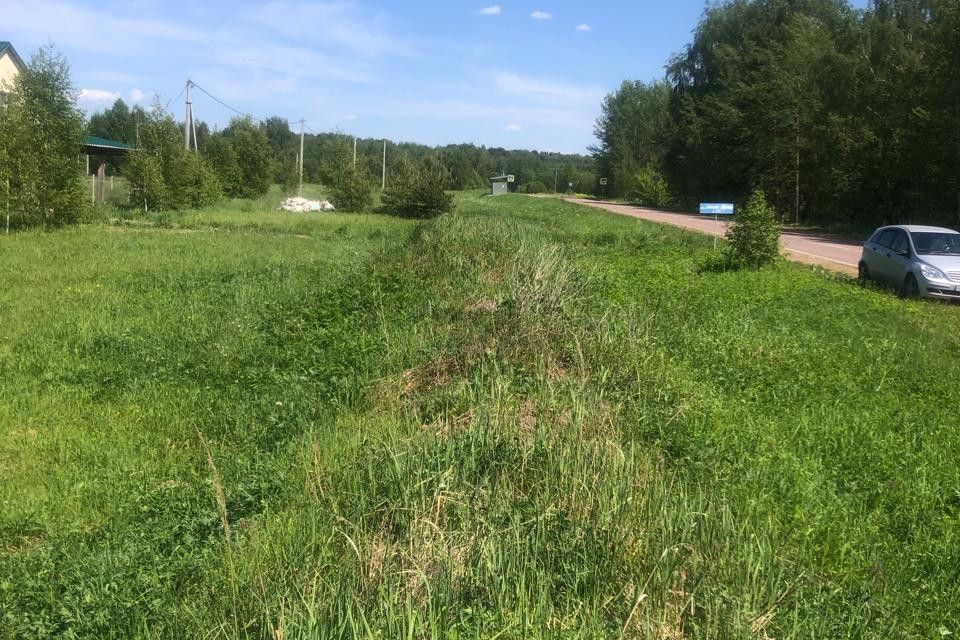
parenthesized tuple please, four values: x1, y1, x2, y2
(191, 106, 198, 152)
(184, 80, 193, 151)
(382, 139, 387, 190)
(298, 119, 305, 197)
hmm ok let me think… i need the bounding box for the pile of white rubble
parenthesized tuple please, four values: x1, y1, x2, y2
(278, 197, 336, 213)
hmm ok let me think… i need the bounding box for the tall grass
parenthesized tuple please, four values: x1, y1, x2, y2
(2, 193, 959, 637)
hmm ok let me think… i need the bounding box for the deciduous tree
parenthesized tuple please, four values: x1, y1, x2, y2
(0, 44, 88, 228)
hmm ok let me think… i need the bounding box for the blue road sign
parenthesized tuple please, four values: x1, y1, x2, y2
(699, 203, 735, 215)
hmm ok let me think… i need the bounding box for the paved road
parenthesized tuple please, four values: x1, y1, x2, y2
(566, 198, 863, 276)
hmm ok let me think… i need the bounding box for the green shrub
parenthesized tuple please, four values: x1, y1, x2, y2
(331, 166, 373, 212)
(124, 150, 166, 212)
(525, 180, 547, 194)
(224, 118, 272, 199)
(281, 165, 299, 195)
(203, 136, 243, 197)
(629, 164, 673, 208)
(381, 164, 453, 219)
(121, 103, 221, 212)
(182, 153, 223, 208)
(725, 188, 780, 268)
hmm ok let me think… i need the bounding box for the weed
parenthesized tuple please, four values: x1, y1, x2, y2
(2, 193, 959, 638)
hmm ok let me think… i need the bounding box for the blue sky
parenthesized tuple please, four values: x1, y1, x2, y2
(7, 1, 869, 154)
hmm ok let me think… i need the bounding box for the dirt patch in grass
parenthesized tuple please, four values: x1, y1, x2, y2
(465, 298, 498, 313)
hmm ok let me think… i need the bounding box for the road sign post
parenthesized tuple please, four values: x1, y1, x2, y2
(599, 177, 608, 199)
(699, 203, 735, 250)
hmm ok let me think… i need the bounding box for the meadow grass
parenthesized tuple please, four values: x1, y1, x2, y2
(1, 193, 959, 638)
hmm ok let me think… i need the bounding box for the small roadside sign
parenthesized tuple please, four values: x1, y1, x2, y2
(506, 175, 515, 183)
(699, 203, 734, 252)
(699, 203, 735, 215)
(599, 177, 608, 185)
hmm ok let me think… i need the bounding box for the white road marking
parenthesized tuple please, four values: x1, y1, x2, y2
(782, 247, 858, 268)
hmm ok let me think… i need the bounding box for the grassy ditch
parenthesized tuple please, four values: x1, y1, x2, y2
(2, 194, 959, 638)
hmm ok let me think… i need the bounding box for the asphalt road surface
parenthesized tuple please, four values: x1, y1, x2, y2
(566, 198, 863, 276)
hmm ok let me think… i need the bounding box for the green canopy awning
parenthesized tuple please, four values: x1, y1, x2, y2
(83, 135, 133, 155)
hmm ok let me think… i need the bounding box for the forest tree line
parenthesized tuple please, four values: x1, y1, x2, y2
(593, 0, 960, 227)
(87, 99, 596, 209)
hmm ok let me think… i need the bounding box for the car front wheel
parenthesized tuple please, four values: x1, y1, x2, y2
(900, 274, 920, 299)
(858, 263, 869, 287)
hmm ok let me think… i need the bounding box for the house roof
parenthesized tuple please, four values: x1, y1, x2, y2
(83, 135, 133, 154)
(0, 42, 26, 72)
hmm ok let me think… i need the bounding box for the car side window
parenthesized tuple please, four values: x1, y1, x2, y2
(875, 230, 896, 248)
(890, 231, 909, 254)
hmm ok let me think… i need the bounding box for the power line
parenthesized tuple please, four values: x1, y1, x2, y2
(164, 83, 186, 112)
(178, 81, 338, 146)
(191, 82, 262, 123)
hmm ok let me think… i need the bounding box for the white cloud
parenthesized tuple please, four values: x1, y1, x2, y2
(211, 41, 375, 84)
(88, 71, 139, 85)
(78, 88, 120, 104)
(576, 23, 591, 32)
(345, 113, 358, 120)
(491, 71, 602, 106)
(372, 98, 594, 132)
(190, 67, 305, 104)
(3, 1, 204, 54)
(4, 0, 597, 150)
(243, 2, 416, 59)
(4, 1, 409, 82)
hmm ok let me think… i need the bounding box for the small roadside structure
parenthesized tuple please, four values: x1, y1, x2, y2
(490, 175, 511, 196)
(83, 135, 132, 203)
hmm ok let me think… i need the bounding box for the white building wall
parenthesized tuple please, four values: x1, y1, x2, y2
(0, 52, 23, 92)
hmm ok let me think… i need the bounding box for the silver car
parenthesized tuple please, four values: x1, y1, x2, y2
(859, 225, 960, 299)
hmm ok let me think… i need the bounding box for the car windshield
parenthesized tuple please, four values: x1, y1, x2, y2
(910, 232, 960, 256)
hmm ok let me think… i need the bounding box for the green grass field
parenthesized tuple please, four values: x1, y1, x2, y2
(2, 192, 959, 638)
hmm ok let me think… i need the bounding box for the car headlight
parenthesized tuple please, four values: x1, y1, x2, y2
(920, 263, 947, 280)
